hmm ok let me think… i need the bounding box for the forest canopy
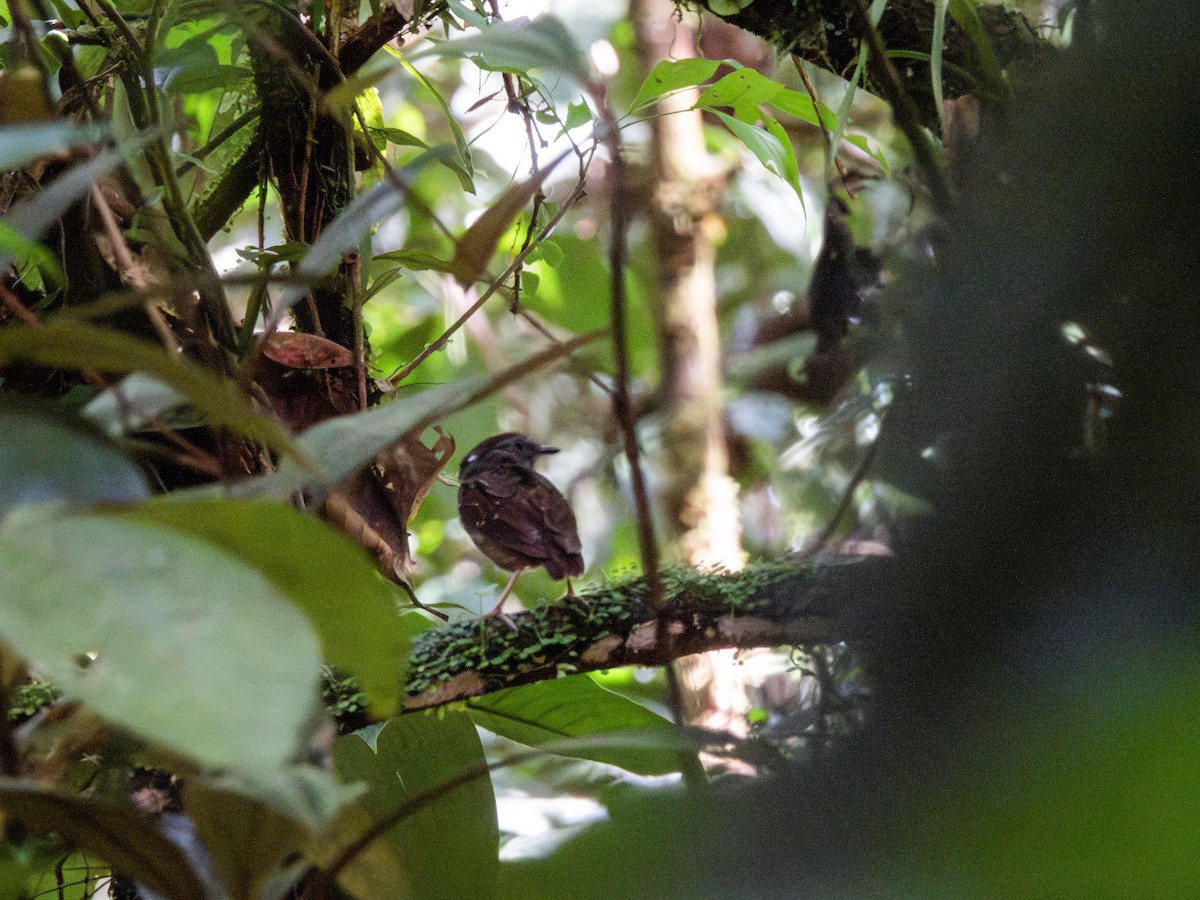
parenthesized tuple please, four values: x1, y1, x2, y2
(0, 0, 1197, 897)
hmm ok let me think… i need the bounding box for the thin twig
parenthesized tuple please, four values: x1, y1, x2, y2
(792, 56, 849, 186)
(387, 176, 592, 386)
(790, 432, 882, 563)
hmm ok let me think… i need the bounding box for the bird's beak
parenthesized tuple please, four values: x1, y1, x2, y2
(537, 444, 560, 456)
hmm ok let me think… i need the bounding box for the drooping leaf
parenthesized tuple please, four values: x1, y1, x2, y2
(334, 713, 498, 900)
(0, 405, 149, 515)
(0, 321, 299, 458)
(401, 60, 474, 192)
(413, 15, 589, 83)
(466, 674, 680, 776)
(0, 515, 322, 772)
(628, 57, 724, 114)
(117, 498, 411, 718)
(948, 0, 1008, 100)
(932, 0, 950, 127)
(224, 334, 599, 503)
(0, 780, 208, 900)
(710, 110, 803, 200)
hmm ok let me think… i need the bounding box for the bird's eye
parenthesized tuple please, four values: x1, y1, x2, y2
(465, 452, 478, 463)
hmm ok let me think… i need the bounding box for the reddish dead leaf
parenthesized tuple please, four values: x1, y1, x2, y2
(451, 149, 571, 286)
(262, 332, 355, 369)
(322, 427, 456, 582)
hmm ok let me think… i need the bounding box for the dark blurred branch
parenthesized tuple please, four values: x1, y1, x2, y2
(690, 0, 1052, 132)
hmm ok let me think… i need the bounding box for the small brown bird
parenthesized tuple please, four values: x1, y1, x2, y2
(457, 433, 584, 617)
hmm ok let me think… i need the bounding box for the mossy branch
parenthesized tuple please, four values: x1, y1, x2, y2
(403, 559, 893, 710)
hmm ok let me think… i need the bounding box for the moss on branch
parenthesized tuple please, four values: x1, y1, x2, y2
(404, 559, 889, 710)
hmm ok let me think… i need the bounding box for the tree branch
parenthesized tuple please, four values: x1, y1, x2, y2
(402, 558, 893, 710)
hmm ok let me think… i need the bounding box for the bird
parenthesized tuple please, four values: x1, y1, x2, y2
(457, 433, 584, 617)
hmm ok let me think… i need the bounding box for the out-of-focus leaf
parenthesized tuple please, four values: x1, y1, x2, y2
(413, 15, 589, 83)
(0, 142, 143, 271)
(466, 675, 680, 776)
(0, 516, 322, 772)
(229, 378, 481, 503)
(225, 334, 597, 503)
(335, 712, 498, 900)
(706, 0, 754, 14)
(0, 780, 207, 900)
(0, 121, 110, 171)
(0, 321, 299, 458)
(629, 58, 724, 114)
(451, 150, 570, 286)
(81, 372, 186, 437)
(0, 406, 149, 515)
(182, 770, 361, 898)
(118, 499, 410, 718)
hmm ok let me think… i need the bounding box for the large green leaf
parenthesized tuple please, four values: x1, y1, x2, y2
(628, 58, 724, 114)
(466, 674, 680, 776)
(118, 499, 410, 718)
(0, 515, 321, 772)
(0, 406, 149, 516)
(335, 713, 498, 900)
(0, 780, 208, 900)
(0, 322, 298, 457)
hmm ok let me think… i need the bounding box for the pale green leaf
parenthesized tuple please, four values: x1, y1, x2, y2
(0, 121, 110, 172)
(118, 499, 411, 718)
(0, 516, 322, 772)
(0, 406, 149, 515)
(0, 321, 299, 458)
(711, 109, 802, 199)
(229, 377, 484, 503)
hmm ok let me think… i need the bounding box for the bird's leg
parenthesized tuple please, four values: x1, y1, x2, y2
(486, 569, 523, 617)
